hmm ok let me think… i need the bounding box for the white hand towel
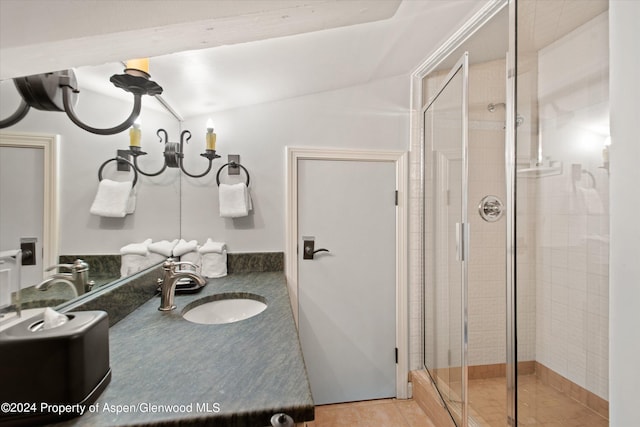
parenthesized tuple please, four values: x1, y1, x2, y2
(199, 238, 226, 254)
(148, 239, 179, 257)
(120, 238, 152, 256)
(120, 254, 141, 277)
(144, 252, 168, 269)
(90, 179, 133, 218)
(199, 239, 227, 278)
(120, 239, 152, 277)
(219, 183, 252, 218)
(173, 239, 198, 257)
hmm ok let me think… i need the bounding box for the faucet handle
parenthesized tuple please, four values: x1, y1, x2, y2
(46, 263, 74, 272)
(173, 261, 199, 272)
(72, 259, 89, 272)
(162, 258, 178, 270)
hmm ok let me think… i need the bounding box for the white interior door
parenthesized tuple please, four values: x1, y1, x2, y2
(297, 158, 396, 405)
(0, 145, 44, 287)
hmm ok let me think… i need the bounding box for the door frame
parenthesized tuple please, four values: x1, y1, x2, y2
(0, 131, 59, 277)
(285, 146, 409, 399)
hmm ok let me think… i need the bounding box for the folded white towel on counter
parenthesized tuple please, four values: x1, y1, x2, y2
(173, 239, 201, 269)
(199, 239, 227, 278)
(148, 239, 179, 257)
(90, 179, 134, 218)
(199, 238, 226, 254)
(120, 238, 152, 256)
(219, 183, 252, 218)
(145, 252, 167, 268)
(173, 239, 198, 257)
(120, 254, 146, 277)
(119, 239, 152, 277)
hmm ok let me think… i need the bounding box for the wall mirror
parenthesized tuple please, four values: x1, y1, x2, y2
(0, 60, 182, 312)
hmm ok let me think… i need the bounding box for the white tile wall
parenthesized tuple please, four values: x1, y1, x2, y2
(532, 12, 609, 400)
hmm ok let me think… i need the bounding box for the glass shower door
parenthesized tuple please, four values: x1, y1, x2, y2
(510, 0, 610, 426)
(423, 52, 469, 427)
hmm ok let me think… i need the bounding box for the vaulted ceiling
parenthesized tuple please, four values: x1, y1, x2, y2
(1, 0, 488, 119)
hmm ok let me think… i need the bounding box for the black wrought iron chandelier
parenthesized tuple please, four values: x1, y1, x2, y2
(123, 118, 221, 178)
(0, 59, 162, 135)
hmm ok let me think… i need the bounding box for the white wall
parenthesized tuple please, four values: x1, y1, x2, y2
(0, 82, 180, 255)
(2, 73, 409, 255)
(609, 0, 640, 424)
(179, 74, 410, 251)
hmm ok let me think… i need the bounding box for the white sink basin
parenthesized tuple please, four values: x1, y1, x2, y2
(182, 293, 267, 325)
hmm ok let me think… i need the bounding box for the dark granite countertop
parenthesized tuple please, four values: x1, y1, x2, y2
(58, 272, 314, 427)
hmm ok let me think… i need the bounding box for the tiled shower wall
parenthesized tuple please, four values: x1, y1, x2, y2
(466, 59, 508, 367)
(532, 12, 609, 400)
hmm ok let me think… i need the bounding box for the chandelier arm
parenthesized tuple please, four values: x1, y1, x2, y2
(62, 86, 142, 135)
(0, 99, 31, 128)
(181, 130, 192, 144)
(132, 155, 168, 177)
(157, 129, 169, 144)
(178, 157, 214, 178)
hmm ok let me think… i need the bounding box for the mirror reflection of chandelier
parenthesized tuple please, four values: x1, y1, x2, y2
(0, 58, 162, 135)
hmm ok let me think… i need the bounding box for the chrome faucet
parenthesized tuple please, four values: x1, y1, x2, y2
(35, 259, 91, 298)
(158, 259, 206, 311)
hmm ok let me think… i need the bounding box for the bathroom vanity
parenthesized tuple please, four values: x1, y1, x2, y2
(55, 271, 314, 426)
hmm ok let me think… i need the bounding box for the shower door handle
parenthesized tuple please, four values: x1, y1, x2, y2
(456, 222, 469, 262)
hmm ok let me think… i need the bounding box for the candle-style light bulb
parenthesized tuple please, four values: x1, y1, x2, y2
(125, 58, 150, 78)
(129, 117, 142, 148)
(205, 119, 216, 151)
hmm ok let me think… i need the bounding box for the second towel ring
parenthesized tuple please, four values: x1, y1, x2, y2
(216, 162, 250, 187)
(98, 156, 138, 188)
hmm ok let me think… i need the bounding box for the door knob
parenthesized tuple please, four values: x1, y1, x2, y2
(302, 237, 330, 260)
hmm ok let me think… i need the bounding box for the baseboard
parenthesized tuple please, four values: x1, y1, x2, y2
(410, 370, 457, 427)
(534, 362, 608, 419)
(412, 362, 608, 423)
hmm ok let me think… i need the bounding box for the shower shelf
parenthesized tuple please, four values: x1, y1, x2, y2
(517, 161, 562, 178)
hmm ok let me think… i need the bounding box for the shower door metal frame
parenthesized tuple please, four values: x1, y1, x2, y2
(410, 2, 508, 427)
(422, 52, 470, 427)
(505, 0, 518, 425)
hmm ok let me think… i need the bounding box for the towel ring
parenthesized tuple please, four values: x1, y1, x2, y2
(216, 162, 250, 187)
(581, 170, 596, 189)
(98, 156, 138, 188)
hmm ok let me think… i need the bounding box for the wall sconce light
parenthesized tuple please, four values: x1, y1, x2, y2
(0, 59, 162, 135)
(125, 119, 221, 178)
